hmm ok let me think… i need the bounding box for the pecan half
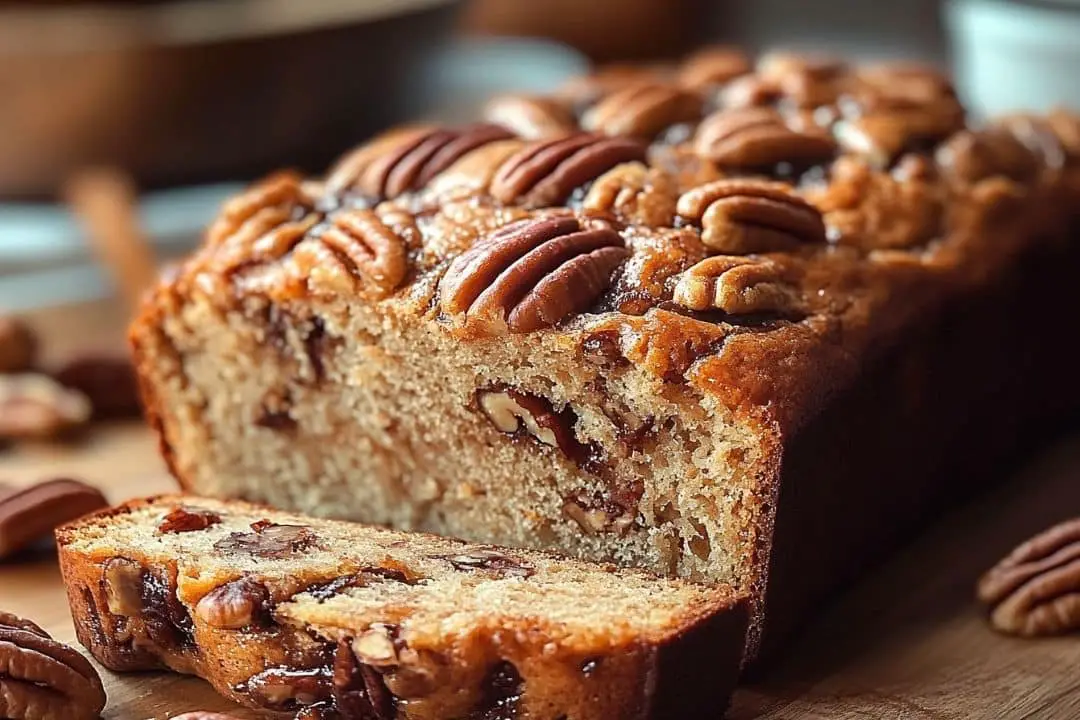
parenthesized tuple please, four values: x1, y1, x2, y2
(157, 506, 222, 534)
(245, 666, 333, 710)
(195, 577, 272, 630)
(0, 612, 107, 720)
(0, 316, 37, 374)
(0, 479, 107, 558)
(214, 522, 320, 559)
(333, 638, 396, 720)
(977, 517, 1080, 637)
(581, 162, 678, 227)
(483, 94, 577, 139)
(677, 46, 752, 91)
(441, 549, 535, 579)
(0, 374, 91, 441)
(935, 125, 1046, 186)
(52, 353, 141, 420)
(439, 216, 628, 334)
(582, 83, 703, 140)
(290, 209, 409, 300)
(327, 125, 514, 200)
(489, 133, 647, 208)
(672, 256, 801, 315)
(676, 180, 827, 253)
(207, 172, 321, 276)
(693, 107, 836, 170)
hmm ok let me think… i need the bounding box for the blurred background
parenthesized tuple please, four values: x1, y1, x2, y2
(2, 0, 1078, 311)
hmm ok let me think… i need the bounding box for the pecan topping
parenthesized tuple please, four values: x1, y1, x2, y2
(245, 666, 333, 710)
(693, 107, 836, 171)
(489, 133, 647, 208)
(158, 506, 222, 534)
(327, 125, 514, 200)
(290, 209, 409, 299)
(935, 125, 1045, 186)
(0, 374, 91, 441)
(582, 83, 703, 140)
(483, 94, 577, 139)
(0, 316, 37, 373)
(582, 162, 678, 227)
(52, 353, 141, 420)
(977, 518, 1080, 637)
(441, 549, 535, 579)
(214, 521, 320, 559)
(677, 46, 752, 91)
(677, 180, 827, 253)
(195, 577, 272, 630)
(0, 479, 107, 559)
(0, 612, 107, 720)
(333, 638, 396, 719)
(673, 256, 801, 315)
(439, 216, 628, 334)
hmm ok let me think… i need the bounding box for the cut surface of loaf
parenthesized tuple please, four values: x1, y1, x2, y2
(129, 47, 1080, 661)
(57, 495, 748, 720)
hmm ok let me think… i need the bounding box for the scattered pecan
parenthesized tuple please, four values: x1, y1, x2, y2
(52, 353, 141, 420)
(439, 216, 629, 334)
(0, 479, 107, 558)
(693, 107, 836, 171)
(158, 506, 222, 534)
(0, 611, 107, 720)
(977, 517, 1080, 637)
(195, 577, 272, 630)
(562, 496, 636, 536)
(290, 209, 409, 300)
(326, 125, 514, 200)
(441, 549, 535, 579)
(489, 133, 647, 208)
(556, 64, 669, 110)
(0, 316, 37, 374)
(677, 46, 752, 92)
(483, 94, 577, 139)
(935, 125, 1045, 186)
(476, 387, 579, 452)
(722, 53, 848, 110)
(332, 637, 396, 720)
(214, 522, 320, 559)
(672, 256, 801, 315)
(0, 374, 91, 441)
(582, 83, 703, 140)
(581, 162, 678, 227)
(676, 180, 827, 253)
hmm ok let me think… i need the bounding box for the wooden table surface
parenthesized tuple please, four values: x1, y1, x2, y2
(2, 300, 1079, 720)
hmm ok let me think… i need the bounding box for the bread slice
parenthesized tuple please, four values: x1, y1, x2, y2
(57, 496, 748, 720)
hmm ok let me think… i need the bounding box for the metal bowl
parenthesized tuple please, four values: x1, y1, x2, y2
(0, 0, 461, 198)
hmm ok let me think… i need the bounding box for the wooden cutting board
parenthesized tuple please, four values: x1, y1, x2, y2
(2, 300, 1079, 719)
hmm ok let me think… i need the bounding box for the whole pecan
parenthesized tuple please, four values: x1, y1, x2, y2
(0, 479, 108, 558)
(581, 83, 703, 140)
(935, 122, 1049, 186)
(0, 374, 92, 441)
(676, 180, 827, 253)
(0, 611, 107, 720)
(693, 107, 836, 170)
(52, 353, 141, 420)
(438, 216, 629, 334)
(326, 124, 515, 200)
(581, 162, 678, 227)
(0, 317, 38, 374)
(672, 256, 801, 315)
(489, 133, 647, 208)
(677, 46, 752, 92)
(483, 94, 577, 139)
(977, 517, 1080, 637)
(290, 209, 409, 300)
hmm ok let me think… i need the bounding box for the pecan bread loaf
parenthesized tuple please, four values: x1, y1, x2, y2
(129, 48, 1080, 661)
(56, 495, 748, 719)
